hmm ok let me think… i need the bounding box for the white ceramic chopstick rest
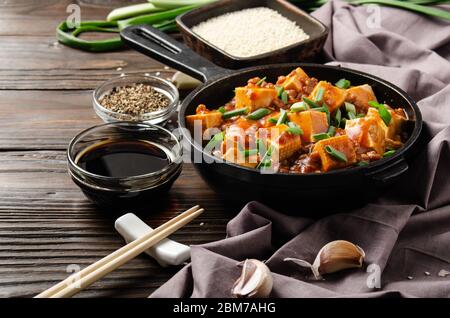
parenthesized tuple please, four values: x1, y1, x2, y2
(114, 213, 191, 267)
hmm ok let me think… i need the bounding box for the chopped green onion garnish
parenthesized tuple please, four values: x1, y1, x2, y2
(341, 118, 347, 128)
(327, 125, 336, 137)
(290, 101, 308, 112)
(259, 158, 272, 168)
(368, 101, 380, 108)
(314, 104, 330, 124)
(369, 101, 392, 126)
(268, 117, 278, 124)
(348, 112, 356, 120)
(313, 133, 330, 141)
(287, 122, 303, 135)
(257, 138, 266, 155)
(257, 145, 273, 169)
(345, 102, 356, 114)
(315, 87, 325, 103)
(325, 145, 348, 162)
(222, 107, 248, 119)
(244, 149, 258, 157)
(281, 91, 289, 104)
(335, 108, 342, 127)
(383, 150, 396, 157)
(204, 131, 224, 152)
(356, 161, 369, 166)
(256, 76, 267, 86)
(335, 78, 351, 89)
(246, 108, 271, 120)
(303, 97, 321, 108)
(276, 109, 287, 126)
(275, 85, 284, 98)
(217, 106, 226, 114)
(380, 107, 392, 126)
(357, 113, 365, 118)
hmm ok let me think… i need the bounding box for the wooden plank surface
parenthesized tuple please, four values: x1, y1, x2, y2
(0, 1, 234, 298)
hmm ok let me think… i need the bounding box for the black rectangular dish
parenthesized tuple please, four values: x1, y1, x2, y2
(176, 0, 329, 69)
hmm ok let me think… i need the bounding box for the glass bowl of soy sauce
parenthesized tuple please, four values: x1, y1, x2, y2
(67, 122, 183, 210)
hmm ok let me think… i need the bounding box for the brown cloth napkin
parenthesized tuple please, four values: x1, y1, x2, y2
(151, 0, 450, 298)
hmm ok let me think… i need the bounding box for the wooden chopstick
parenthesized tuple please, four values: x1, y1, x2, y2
(35, 205, 203, 298)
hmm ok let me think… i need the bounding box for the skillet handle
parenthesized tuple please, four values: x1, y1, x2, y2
(120, 25, 230, 82)
(366, 157, 408, 185)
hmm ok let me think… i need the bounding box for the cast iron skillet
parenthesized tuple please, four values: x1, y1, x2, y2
(121, 26, 422, 213)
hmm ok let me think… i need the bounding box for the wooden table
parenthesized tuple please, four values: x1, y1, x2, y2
(0, 1, 246, 298)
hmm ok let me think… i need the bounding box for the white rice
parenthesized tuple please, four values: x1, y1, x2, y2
(192, 7, 310, 58)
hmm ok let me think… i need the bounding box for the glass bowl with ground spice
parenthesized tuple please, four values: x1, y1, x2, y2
(93, 74, 179, 125)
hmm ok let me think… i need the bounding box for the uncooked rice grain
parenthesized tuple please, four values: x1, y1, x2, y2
(192, 7, 310, 58)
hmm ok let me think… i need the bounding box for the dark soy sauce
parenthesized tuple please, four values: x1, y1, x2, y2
(77, 140, 171, 178)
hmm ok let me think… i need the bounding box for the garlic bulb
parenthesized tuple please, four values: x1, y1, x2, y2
(231, 259, 273, 298)
(285, 240, 365, 280)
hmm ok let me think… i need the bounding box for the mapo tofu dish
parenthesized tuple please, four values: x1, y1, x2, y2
(186, 67, 409, 173)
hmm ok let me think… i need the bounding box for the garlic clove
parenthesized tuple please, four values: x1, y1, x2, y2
(231, 259, 273, 298)
(316, 240, 365, 276)
(284, 240, 365, 280)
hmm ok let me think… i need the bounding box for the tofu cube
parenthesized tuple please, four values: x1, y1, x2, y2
(309, 81, 347, 112)
(259, 124, 302, 162)
(222, 147, 258, 168)
(345, 116, 386, 154)
(313, 135, 357, 171)
(346, 84, 377, 112)
(186, 111, 222, 132)
(367, 107, 407, 141)
(288, 110, 328, 143)
(235, 87, 277, 111)
(282, 67, 310, 91)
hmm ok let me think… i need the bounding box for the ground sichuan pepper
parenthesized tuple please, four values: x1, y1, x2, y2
(99, 83, 170, 115)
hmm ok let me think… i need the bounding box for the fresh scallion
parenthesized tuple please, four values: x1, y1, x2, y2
(275, 86, 284, 98)
(303, 97, 321, 108)
(276, 109, 288, 126)
(369, 101, 392, 126)
(290, 101, 309, 112)
(247, 108, 271, 120)
(356, 161, 369, 166)
(287, 122, 303, 135)
(335, 108, 342, 127)
(351, 0, 450, 22)
(244, 149, 258, 157)
(314, 104, 331, 124)
(335, 78, 351, 89)
(148, 0, 216, 9)
(325, 145, 348, 162)
(222, 107, 248, 119)
(348, 111, 356, 120)
(217, 106, 226, 114)
(268, 117, 278, 124)
(256, 76, 267, 86)
(327, 125, 336, 137)
(281, 91, 289, 104)
(107, 3, 163, 21)
(204, 131, 224, 152)
(315, 87, 325, 103)
(257, 145, 273, 169)
(383, 150, 396, 157)
(345, 102, 356, 114)
(313, 132, 330, 141)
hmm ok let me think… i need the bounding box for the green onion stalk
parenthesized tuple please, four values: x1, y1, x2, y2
(291, 0, 450, 21)
(57, 0, 450, 52)
(56, 4, 201, 52)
